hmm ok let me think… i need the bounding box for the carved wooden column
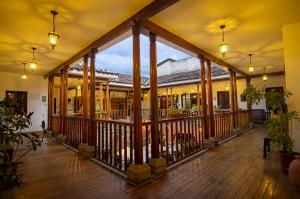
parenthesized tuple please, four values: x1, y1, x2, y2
(62, 67, 68, 135)
(48, 75, 54, 131)
(246, 78, 252, 122)
(127, 23, 151, 184)
(89, 48, 97, 146)
(233, 71, 238, 126)
(149, 32, 159, 159)
(199, 55, 208, 140)
(105, 82, 110, 120)
(99, 81, 103, 119)
(132, 23, 143, 165)
(170, 88, 173, 108)
(230, 69, 237, 128)
(206, 59, 215, 138)
(82, 54, 89, 144)
(59, 70, 64, 134)
(197, 84, 201, 115)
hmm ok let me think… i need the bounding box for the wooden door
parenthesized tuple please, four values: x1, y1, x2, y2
(217, 91, 229, 109)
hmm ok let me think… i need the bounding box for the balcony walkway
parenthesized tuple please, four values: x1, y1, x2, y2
(6, 125, 300, 199)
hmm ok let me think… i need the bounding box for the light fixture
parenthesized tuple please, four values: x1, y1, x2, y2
(21, 62, 27, 80)
(262, 67, 268, 81)
(48, 10, 60, 50)
(248, 53, 254, 73)
(29, 47, 37, 70)
(218, 25, 229, 57)
(77, 85, 81, 90)
(225, 82, 229, 90)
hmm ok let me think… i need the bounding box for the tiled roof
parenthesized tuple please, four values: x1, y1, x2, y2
(69, 63, 228, 87)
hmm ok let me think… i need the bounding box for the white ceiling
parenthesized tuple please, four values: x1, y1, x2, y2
(150, 0, 300, 75)
(1, 0, 300, 76)
(0, 0, 152, 75)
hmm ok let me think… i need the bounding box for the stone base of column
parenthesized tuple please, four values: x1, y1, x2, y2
(204, 138, 218, 148)
(249, 121, 255, 128)
(233, 127, 242, 135)
(149, 158, 167, 176)
(56, 134, 65, 144)
(127, 164, 151, 185)
(46, 130, 53, 137)
(78, 143, 95, 158)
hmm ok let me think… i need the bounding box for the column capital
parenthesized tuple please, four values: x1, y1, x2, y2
(149, 32, 156, 44)
(83, 54, 89, 62)
(89, 48, 98, 59)
(132, 22, 141, 36)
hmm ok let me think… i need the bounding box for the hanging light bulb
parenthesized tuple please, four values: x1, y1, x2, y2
(21, 62, 27, 80)
(77, 85, 81, 90)
(48, 10, 60, 50)
(225, 82, 229, 90)
(248, 53, 254, 73)
(262, 67, 268, 81)
(218, 25, 229, 57)
(29, 47, 37, 70)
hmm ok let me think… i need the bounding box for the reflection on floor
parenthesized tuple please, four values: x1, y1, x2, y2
(6, 125, 300, 199)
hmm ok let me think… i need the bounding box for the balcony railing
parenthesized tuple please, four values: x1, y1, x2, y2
(49, 110, 251, 173)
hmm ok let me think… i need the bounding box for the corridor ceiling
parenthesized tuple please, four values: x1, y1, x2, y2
(1, 0, 300, 75)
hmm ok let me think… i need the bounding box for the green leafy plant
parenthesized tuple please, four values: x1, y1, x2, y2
(264, 90, 298, 153)
(242, 85, 264, 107)
(0, 98, 45, 191)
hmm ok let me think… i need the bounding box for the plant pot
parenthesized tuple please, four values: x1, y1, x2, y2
(279, 151, 299, 173)
(289, 155, 300, 191)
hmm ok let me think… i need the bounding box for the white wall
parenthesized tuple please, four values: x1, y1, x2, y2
(283, 21, 300, 153)
(0, 72, 48, 132)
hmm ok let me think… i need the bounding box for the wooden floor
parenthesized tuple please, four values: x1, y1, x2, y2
(5, 125, 300, 199)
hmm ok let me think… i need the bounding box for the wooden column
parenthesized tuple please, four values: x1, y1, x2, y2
(105, 82, 110, 120)
(132, 23, 143, 165)
(59, 70, 64, 134)
(62, 68, 68, 135)
(82, 54, 89, 144)
(89, 48, 97, 146)
(99, 82, 103, 119)
(199, 55, 208, 139)
(206, 59, 215, 137)
(149, 32, 159, 159)
(230, 70, 237, 128)
(246, 78, 251, 111)
(170, 88, 173, 108)
(166, 88, 169, 117)
(233, 71, 238, 126)
(197, 84, 201, 115)
(48, 75, 54, 130)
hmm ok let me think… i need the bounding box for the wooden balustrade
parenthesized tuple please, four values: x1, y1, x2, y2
(94, 119, 134, 173)
(142, 116, 205, 166)
(214, 112, 234, 142)
(64, 116, 83, 148)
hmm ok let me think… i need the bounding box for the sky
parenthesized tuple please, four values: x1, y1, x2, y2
(95, 35, 189, 76)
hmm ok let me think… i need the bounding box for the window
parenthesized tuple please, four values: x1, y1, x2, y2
(6, 91, 28, 114)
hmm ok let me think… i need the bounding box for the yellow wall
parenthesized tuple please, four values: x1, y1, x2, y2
(283, 21, 300, 152)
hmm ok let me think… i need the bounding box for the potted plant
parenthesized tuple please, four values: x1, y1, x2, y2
(168, 107, 183, 119)
(264, 89, 299, 172)
(242, 85, 264, 126)
(0, 98, 45, 192)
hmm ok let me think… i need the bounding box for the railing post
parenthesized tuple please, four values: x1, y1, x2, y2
(89, 48, 97, 147)
(206, 59, 216, 142)
(199, 55, 209, 140)
(48, 75, 54, 131)
(127, 22, 151, 184)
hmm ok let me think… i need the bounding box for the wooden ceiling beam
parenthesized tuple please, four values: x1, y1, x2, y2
(44, 0, 179, 78)
(249, 71, 285, 78)
(141, 20, 248, 76)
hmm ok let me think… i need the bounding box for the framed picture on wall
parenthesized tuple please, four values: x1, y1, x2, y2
(240, 94, 246, 102)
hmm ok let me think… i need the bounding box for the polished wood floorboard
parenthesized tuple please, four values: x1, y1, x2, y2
(5, 125, 300, 199)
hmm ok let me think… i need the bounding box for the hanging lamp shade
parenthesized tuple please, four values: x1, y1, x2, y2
(247, 53, 254, 73)
(219, 25, 229, 57)
(48, 10, 60, 50)
(30, 47, 37, 70)
(21, 62, 27, 79)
